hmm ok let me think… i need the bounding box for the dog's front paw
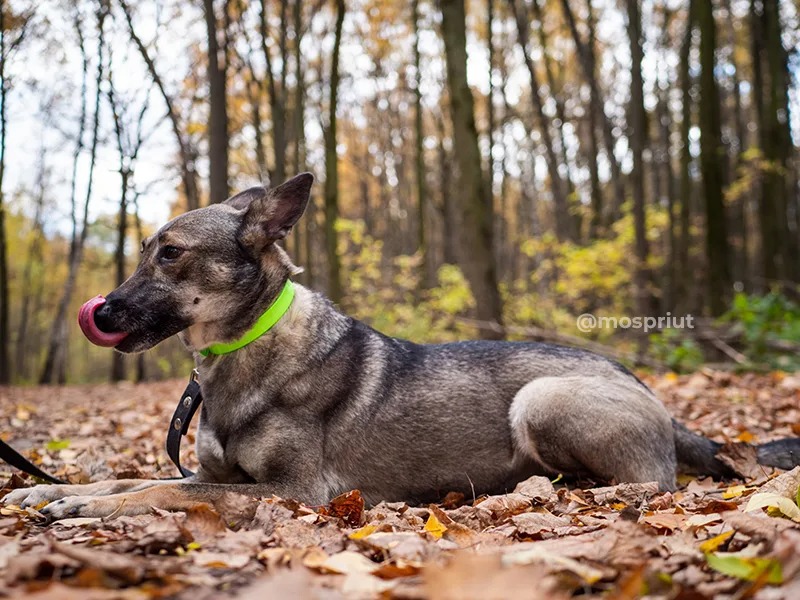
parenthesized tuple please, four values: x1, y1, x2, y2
(40, 495, 100, 520)
(3, 484, 65, 508)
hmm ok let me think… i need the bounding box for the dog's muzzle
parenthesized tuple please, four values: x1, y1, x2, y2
(78, 296, 129, 347)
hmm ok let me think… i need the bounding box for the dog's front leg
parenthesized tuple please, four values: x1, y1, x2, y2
(3, 478, 172, 509)
(39, 481, 271, 523)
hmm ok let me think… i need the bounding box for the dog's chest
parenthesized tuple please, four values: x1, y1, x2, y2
(194, 414, 259, 483)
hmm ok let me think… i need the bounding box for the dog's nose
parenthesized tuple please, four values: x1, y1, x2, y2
(93, 302, 115, 333)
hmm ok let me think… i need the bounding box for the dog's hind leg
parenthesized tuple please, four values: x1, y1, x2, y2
(509, 376, 677, 490)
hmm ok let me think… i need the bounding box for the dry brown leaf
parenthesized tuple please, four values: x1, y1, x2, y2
(425, 553, 566, 600)
(640, 512, 688, 532)
(511, 511, 571, 538)
(513, 475, 555, 502)
(52, 541, 146, 583)
(589, 482, 660, 506)
(323, 489, 365, 528)
(474, 493, 531, 525)
(180, 503, 229, 542)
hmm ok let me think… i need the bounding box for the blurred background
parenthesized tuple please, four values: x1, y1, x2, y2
(0, 0, 798, 385)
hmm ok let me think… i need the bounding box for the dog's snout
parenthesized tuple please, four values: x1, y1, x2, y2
(93, 302, 116, 333)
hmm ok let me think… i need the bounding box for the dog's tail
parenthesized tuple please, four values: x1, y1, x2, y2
(672, 419, 800, 478)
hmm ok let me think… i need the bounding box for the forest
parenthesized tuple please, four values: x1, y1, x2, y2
(1, 2, 800, 598)
(0, 0, 799, 384)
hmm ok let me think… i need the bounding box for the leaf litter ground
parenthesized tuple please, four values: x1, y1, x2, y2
(1, 370, 799, 599)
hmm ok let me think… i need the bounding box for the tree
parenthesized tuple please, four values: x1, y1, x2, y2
(41, 1, 108, 384)
(292, 0, 309, 277)
(508, 0, 573, 242)
(258, 0, 290, 186)
(203, 0, 230, 203)
(106, 53, 154, 382)
(697, 0, 731, 315)
(441, 0, 503, 337)
(412, 0, 428, 286)
(120, 0, 200, 211)
(676, 0, 695, 312)
(324, 0, 345, 304)
(750, 0, 795, 284)
(0, 1, 32, 383)
(625, 0, 651, 344)
(559, 0, 625, 223)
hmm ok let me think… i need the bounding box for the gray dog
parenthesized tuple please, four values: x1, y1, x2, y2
(6, 173, 799, 520)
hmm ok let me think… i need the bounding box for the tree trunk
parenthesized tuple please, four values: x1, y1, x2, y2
(657, 70, 677, 312)
(16, 149, 46, 379)
(413, 0, 428, 287)
(435, 109, 458, 266)
(508, 0, 571, 242)
(324, 0, 345, 304)
(441, 0, 503, 337)
(751, 0, 794, 284)
(132, 196, 147, 383)
(626, 0, 651, 353)
(560, 0, 626, 222)
(292, 0, 306, 272)
(259, 0, 289, 187)
(41, 5, 107, 384)
(111, 168, 128, 382)
(698, 0, 731, 315)
(107, 80, 129, 383)
(584, 0, 603, 239)
(203, 0, 229, 203)
(0, 4, 9, 384)
(677, 0, 694, 312)
(531, 0, 579, 240)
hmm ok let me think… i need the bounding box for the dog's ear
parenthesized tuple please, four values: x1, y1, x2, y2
(238, 173, 314, 253)
(224, 186, 269, 211)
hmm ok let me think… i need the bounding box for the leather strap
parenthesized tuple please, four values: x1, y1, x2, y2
(0, 438, 66, 484)
(165, 370, 203, 477)
(1, 370, 202, 483)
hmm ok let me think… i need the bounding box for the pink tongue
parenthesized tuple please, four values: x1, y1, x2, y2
(78, 296, 129, 347)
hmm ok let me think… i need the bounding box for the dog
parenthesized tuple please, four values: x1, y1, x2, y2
(5, 173, 799, 520)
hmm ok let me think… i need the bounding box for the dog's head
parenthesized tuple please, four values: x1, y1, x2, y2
(78, 173, 313, 353)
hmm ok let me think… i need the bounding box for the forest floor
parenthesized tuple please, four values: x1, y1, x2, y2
(0, 371, 799, 599)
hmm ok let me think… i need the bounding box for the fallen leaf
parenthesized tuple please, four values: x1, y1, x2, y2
(640, 512, 687, 532)
(744, 492, 800, 522)
(513, 476, 555, 502)
(325, 489, 364, 528)
(502, 544, 606, 584)
(722, 484, 750, 499)
(348, 523, 377, 540)
(686, 513, 723, 529)
(317, 550, 376, 575)
(705, 552, 782, 584)
(191, 550, 251, 569)
(426, 554, 565, 600)
(53, 542, 145, 583)
(424, 512, 447, 539)
(372, 560, 421, 579)
(698, 530, 735, 553)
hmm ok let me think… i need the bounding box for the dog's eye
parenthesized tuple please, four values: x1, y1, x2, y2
(161, 246, 184, 261)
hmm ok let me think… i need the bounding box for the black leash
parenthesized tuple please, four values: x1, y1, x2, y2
(0, 439, 66, 484)
(165, 369, 203, 477)
(1, 369, 203, 483)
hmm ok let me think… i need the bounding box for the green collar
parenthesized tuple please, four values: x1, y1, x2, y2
(199, 280, 295, 357)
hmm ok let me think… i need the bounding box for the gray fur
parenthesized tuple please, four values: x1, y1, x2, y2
(7, 173, 800, 517)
